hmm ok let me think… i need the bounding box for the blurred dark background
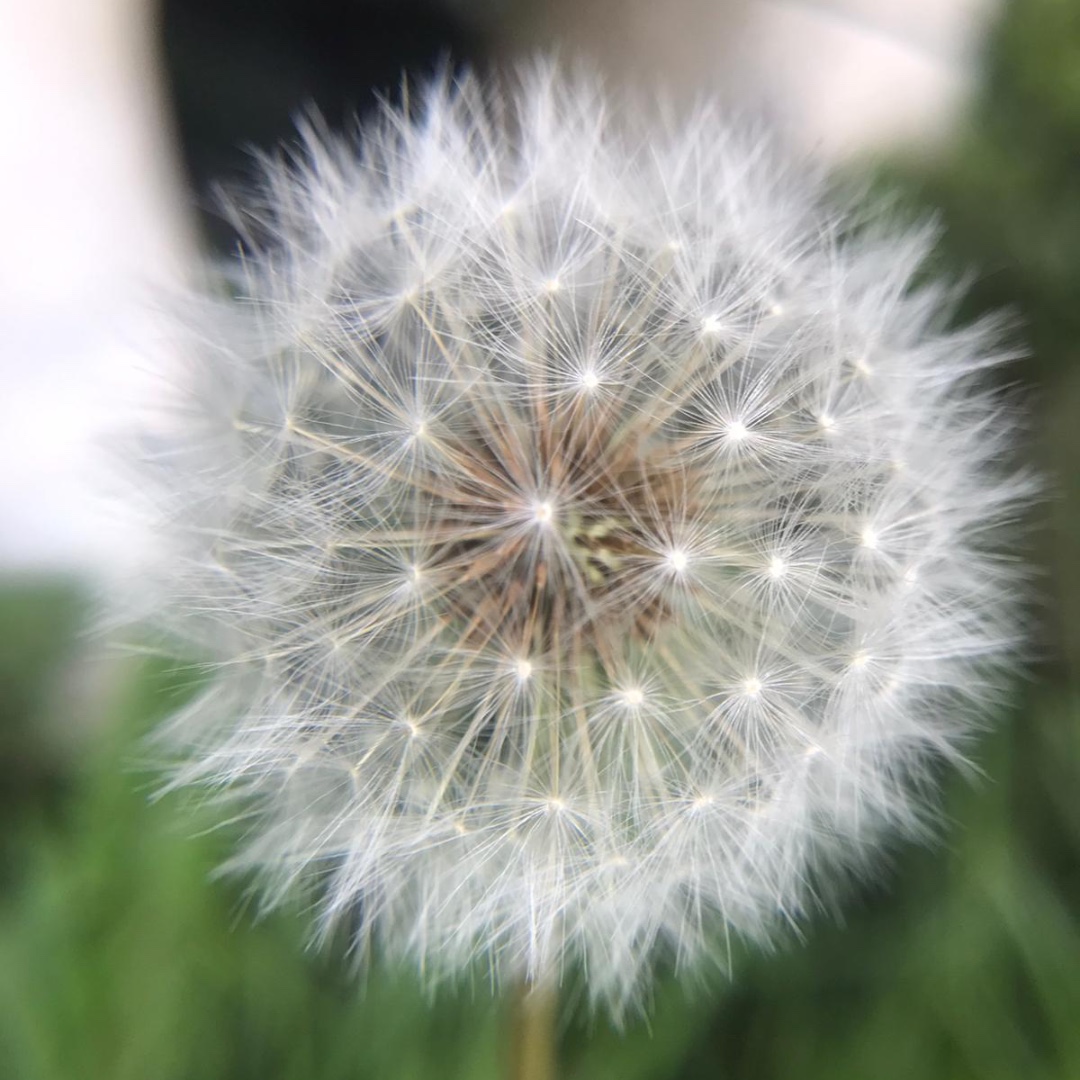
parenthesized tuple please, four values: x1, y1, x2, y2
(161, 0, 485, 248)
(1, 1, 1078, 1078)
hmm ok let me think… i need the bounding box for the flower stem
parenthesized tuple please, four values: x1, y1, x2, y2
(509, 980, 558, 1080)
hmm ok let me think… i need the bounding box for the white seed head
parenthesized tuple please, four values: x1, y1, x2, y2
(136, 64, 1029, 1018)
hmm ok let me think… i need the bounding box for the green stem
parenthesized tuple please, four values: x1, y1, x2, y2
(509, 980, 558, 1080)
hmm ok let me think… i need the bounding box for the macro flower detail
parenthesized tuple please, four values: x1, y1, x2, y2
(143, 67, 1026, 1015)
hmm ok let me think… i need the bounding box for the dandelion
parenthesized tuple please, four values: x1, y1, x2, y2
(138, 64, 1028, 1020)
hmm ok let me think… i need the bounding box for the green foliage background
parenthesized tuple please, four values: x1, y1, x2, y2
(3, 3, 1079, 1076)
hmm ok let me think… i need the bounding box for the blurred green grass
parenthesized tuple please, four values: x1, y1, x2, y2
(3, 1, 1080, 1076)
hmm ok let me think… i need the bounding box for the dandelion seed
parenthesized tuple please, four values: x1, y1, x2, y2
(725, 419, 750, 444)
(134, 63, 1029, 1019)
(532, 500, 555, 526)
(666, 548, 690, 574)
(578, 368, 601, 392)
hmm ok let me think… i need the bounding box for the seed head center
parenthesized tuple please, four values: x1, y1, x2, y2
(428, 415, 705, 659)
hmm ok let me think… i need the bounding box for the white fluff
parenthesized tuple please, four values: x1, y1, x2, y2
(137, 64, 1028, 1017)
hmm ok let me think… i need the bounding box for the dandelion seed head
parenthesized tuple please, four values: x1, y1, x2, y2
(136, 64, 1029, 1018)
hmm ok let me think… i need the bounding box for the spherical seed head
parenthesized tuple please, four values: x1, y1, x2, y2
(141, 64, 1028, 1017)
